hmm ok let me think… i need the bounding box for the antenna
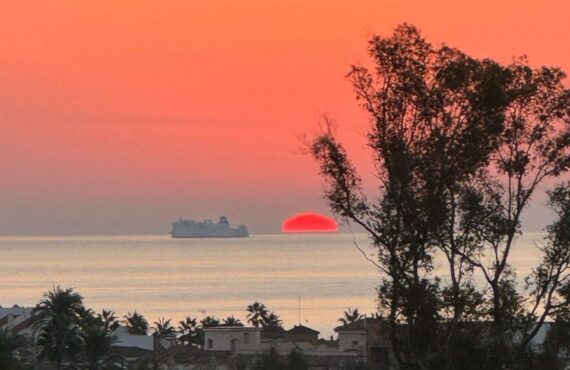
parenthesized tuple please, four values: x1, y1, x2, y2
(298, 295, 301, 326)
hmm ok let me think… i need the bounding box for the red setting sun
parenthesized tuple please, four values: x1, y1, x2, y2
(282, 212, 339, 233)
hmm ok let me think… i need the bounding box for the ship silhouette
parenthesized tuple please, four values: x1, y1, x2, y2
(171, 216, 249, 238)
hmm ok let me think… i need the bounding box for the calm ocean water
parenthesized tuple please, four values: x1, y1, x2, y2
(0, 233, 543, 336)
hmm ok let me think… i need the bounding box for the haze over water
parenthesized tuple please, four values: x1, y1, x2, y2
(0, 233, 543, 336)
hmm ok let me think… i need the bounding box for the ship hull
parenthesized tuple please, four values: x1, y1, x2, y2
(171, 216, 250, 238)
(171, 234, 249, 238)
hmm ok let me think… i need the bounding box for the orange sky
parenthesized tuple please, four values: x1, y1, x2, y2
(0, 0, 568, 234)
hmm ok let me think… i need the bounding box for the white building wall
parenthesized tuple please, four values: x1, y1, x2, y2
(338, 331, 367, 352)
(204, 328, 261, 352)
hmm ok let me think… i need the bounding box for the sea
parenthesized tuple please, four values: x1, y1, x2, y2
(0, 233, 543, 337)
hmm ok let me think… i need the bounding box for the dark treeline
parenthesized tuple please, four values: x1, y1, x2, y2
(4, 287, 124, 370)
(1, 286, 293, 369)
(310, 23, 570, 370)
(1, 286, 368, 370)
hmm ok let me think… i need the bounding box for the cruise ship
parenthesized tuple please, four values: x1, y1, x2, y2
(171, 216, 249, 238)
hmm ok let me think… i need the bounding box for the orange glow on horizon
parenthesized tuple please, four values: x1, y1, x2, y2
(282, 212, 339, 233)
(0, 0, 568, 233)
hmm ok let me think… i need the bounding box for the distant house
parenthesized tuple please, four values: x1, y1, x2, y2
(260, 325, 287, 340)
(0, 305, 40, 339)
(144, 346, 235, 369)
(334, 322, 368, 353)
(112, 326, 154, 351)
(286, 324, 320, 343)
(173, 324, 371, 369)
(1, 305, 155, 365)
(203, 326, 263, 352)
(334, 318, 391, 370)
(0, 305, 35, 326)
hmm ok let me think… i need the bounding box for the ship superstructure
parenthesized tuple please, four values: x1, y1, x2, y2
(171, 216, 249, 238)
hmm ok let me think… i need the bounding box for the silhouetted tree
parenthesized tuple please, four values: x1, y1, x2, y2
(222, 316, 243, 326)
(97, 310, 120, 333)
(33, 286, 85, 370)
(338, 308, 364, 326)
(246, 302, 269, 328)
(0, 329, 27, 370)
(79, 312, 124, 370)
(200, 316, 220, 328)
(311, 23, 570, 370)
(534, 318, 570, 370)
(123, 312, 149, 335)
(457, 58, 570, 367)
(520, 184, 570, 365)
(178, 316, 199, 346)
(262, 312, 283, 329)
(246, 302, 282, 329)
(186, 316, 220, 348)
(151, 318, 175, 337)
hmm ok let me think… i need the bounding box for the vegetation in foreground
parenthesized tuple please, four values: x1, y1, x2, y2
(2, 285, 370, 370)
(311, 23, 570, 370)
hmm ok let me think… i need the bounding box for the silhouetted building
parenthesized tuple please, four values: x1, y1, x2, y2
(287, 324, 320, 343)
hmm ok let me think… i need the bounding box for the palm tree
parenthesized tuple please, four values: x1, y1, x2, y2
(178, 317, 199, 346)
(338, 307, 363, 326)
(123, 312, 149, 335)
(200, 316, 220, 328)
(97, 310, 119, 332)
(152, 318, 176, 337)
(81, 324, 124, 370)
(75, 309, 125, 369)
(263, 312, 283, 329)
(183, 316, 219, 348)
(0, 329, 27, 370)
(33, 286, 85, 370)
(36, 318, 84, 370)
(246, 301, 269, 328)
(222, 316, 243, 326)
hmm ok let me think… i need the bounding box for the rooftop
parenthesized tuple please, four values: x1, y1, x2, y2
(202, 326, 261, 332)
(334, 317, 383, 333)
(286, 324, 320, 335)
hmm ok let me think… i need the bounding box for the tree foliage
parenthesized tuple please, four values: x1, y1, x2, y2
(200, 315, 220, 328)
(177, 316, 200, 346)
(338, 307, 364, 326)
(222, 315, 244, 326)
(79, 311, 123, 370)
(33, 286, 86, 369)
(310, 23, 570, 370)
(123, 311, 149, 336)
(246, 301, 269, 328)
(246, 301, 283, 329)
(151, 317, 176, 337)
(0, 329, 28, 370)
(32, 286, 124, 370)
(252, 347, 308, 370)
